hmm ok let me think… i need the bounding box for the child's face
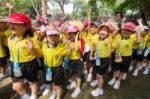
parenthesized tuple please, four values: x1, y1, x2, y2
(47, 34, 59, 44)
(68, 32, 76, 41)
(9, 23, 27, 35)
(122, 29, 132, 38)
(90, 26, 97, 34)
(99, 27, 109, 39)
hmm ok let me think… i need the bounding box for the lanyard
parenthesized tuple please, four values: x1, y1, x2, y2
(10, 38, 22, 63)
(96, 40, 106, 58)
(45, 45, 55, 67)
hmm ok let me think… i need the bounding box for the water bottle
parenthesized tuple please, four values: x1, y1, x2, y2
(63, 57, 69, 69)
(144, 48, 150, 57)
(46, 68, 52, 81)
(13, 62, 22, 77)
(96, 55, 100, 66)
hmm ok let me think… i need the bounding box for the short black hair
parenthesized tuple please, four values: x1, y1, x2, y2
(115, 12, 123, 18)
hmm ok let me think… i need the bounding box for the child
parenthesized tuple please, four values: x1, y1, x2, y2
(109, 21, 142, 90)
(42, 29, 70, 99)
(133, 26, 149, 76)
(8, 13, 42, 99)
(0, 17, 12, 80)
(66, 25, 83, 98)
(90, 24, 112, 96)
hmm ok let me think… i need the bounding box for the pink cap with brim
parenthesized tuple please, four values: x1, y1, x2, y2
(83, 21, 89, 30)
(0, 17, 8, 22)
(123, 22, 136, 31)
(8, 13, 31, 27)
(67, 25, 79, 33)
(8, 18, 24, 24)
(46, 29, 60, 35)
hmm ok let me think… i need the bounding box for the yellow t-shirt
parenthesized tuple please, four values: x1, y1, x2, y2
(133, 33, 149, 49)
(96, 36, 111, 58)
(84, 32, 99, 50)
(1, 28, 12, 46)
(0, 33, 6, 58)
(146, 33, 150, 48)
(8, 35, 42, 63)
(113, 34, 136, 56)
(42, 42, 68, 67)
(68, 41, 81, 60)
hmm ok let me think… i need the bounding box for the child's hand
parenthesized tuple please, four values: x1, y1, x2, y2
(26, 39, 34, 50)
(137, 19, 142, 24)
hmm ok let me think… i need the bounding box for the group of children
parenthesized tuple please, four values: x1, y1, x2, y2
(0, 9, 150, 99)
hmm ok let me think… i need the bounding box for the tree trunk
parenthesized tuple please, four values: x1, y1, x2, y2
(140, 0, 150, 22)
(30, 0, 40, 16)
(41, 0, 47, 20)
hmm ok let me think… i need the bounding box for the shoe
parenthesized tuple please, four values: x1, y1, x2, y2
(129, 65, 133, 71)
(71, 87, 81, 98)
(49, 91, 56, 99)
(42, 88, 50, 96)
(113, 80, 120, 89)
(66, 81, 76, 90)
(108, 78, 116, 86)
(0, 73, 5, 81)
(90, 80, 98, 87)
(133, 69, 138, 77)
(87, 74, 92, 82)
(122, 74, 127, 80)
(29, 94, 37, 99)
(91, 88, 103, 96)
(143, 69, 149, 75)
(20, 94, 30, 99)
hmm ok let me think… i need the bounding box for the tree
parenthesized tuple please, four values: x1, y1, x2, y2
(30, 0, 40, 16)
(48, 0, 71, 15)
(41, 0, 47, 19)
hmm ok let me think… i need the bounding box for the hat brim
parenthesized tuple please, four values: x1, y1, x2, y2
(0, 19, 8, 22)
(46, 30, 60, 35)
(8, 18, 24, 24)
(123, 27, 135, 32)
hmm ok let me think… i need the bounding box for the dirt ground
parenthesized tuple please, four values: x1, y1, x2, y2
(0, 70, 150, 99)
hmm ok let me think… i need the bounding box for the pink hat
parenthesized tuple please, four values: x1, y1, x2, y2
(54, 21, 61, 27)
(9, 13, 31, 27)
(123, 22, 136, 31)
(67, 25, 79, 33)
(46, 29, 60, 35)
(83, 21, 89, 30)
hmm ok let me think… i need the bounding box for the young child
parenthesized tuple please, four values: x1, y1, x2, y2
(90, 23, 112, 96)
(108, 21, 142, 90)
(143, 32, 150, 75)
(0, 18, 8, 80)
(66, 25, 83, 98)
(42, 29, 70, 99)
(8, 13, 42, 99)
(133, 26, 149, 76)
